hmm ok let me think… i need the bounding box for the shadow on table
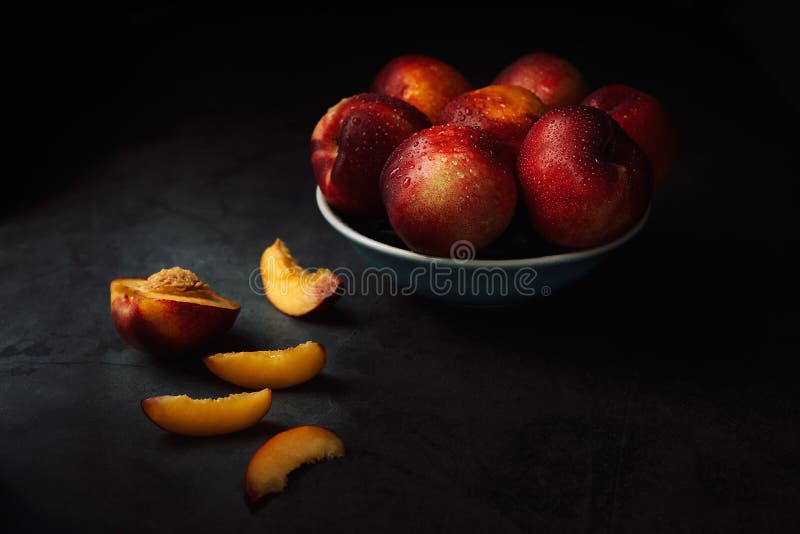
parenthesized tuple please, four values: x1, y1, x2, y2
(287, 373, 351, 398)
(156, 420, 288, 453)
(411, 232, 786, 374)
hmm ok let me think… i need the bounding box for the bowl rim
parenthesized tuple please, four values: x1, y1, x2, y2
(316, 187, 650, 268)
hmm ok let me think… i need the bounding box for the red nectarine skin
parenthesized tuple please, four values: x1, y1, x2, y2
(493, 52, 588, 110)
(311, 93, 430, 216)
(437, 85, 545, 154)
(583, 84, 678, 186)
(517, 105, 652, 248)
(381, 124, 517, 256)
(372, 55, 472, 122)
(111, 287, 239, 355)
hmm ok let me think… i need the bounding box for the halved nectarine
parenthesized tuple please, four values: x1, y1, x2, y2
(204, 341, 326, 390)
(141, 389, 272, 436)
(245, 425, 345, 502)
(259, 239, 342, 317)
(110, 267, 240, 355)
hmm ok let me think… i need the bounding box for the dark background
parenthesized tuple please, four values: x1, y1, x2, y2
(2, 3, 798, 532)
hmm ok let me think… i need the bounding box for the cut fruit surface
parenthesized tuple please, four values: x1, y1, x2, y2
(259, 239, 342, 317)
(141, 389, 272, 436)
(111, 278, 239, 309)
(245, 426, 345, 502)
(204, 341, 326, 389)
(110, 267, 240, 355)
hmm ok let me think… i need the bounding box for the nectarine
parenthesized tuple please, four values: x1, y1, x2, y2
(493, 52, 588, 110)
(381, 125, 517, 257)
(245, 426, 345, 502)
(260, 239, 342, 317)
(110, 267, 240, 356)
(583, 84, 677, 186)
(312, 93, 430, 216)
(437, 84, 545, 154)
(141, 389, 272, 436)
(372, 55, 471, 122)
(204, 341, 327, 390)
(517, 105, 652, 248)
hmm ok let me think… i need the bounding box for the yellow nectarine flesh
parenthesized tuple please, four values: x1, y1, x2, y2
(204, 341, 326, 390)
(141, 389, 272, 436)
(260, 239, 342, 317)
(245, 426, 345, 502)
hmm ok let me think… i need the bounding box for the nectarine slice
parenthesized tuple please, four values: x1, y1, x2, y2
(204, 341, 326, 390)
(141, 389, 272, 436)
(259, 239, 342, 317)
(245, 426, 345, 502)
(110, 267, 240, 355)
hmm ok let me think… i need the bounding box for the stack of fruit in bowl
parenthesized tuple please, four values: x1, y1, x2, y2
(312, 52, 677, 301)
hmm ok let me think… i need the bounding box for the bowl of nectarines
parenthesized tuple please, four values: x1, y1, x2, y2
(312, 54, 675, 305)
(317, 187, 649, 304)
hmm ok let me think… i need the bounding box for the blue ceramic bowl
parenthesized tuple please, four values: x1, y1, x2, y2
(316, 187, 649, 305)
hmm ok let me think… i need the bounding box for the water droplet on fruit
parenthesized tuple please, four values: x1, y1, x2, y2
(402, 177, 411, 188)
(389, 167, 400, 177)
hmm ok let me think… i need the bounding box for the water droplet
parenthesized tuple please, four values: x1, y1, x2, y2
(402, 177, 412, 188)
(389, 167, 400, 177)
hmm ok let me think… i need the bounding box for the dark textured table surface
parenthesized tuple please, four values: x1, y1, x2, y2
(2, 7, 799, 533)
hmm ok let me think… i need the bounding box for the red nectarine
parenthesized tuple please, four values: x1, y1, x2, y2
(494, 52, 588, 110)
(110, 267, 240, 356)
(437, 84, 545, 154)
(517, 105, 652, 248)
(312, 93, 430, 216)
(381, 125, 517, 257)
(372, 55, 471, 122)
(583, 84, 678, 186)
